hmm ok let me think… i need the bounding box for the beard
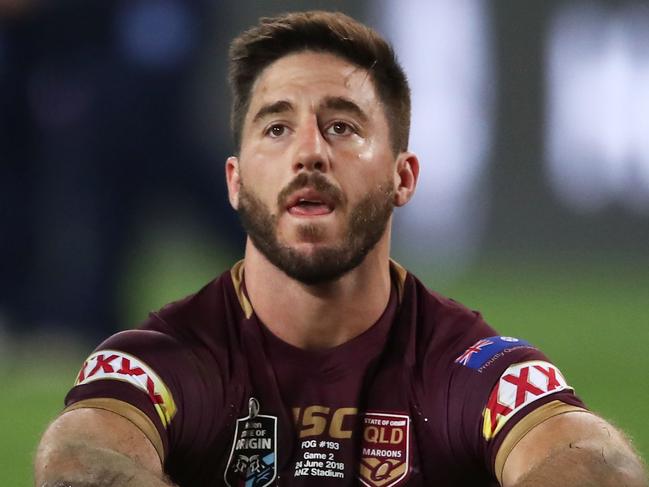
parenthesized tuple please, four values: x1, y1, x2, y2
(237, 172, 394, 285)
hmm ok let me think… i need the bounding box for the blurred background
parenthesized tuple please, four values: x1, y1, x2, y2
(0, 0, 647, 483)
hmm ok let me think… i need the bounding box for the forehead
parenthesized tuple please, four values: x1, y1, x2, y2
(246, 51, 381, 118)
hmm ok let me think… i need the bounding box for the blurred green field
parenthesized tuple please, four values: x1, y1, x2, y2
(0, 349, 84, 485)
(2, 254, 647, 485)
(440, 254, 649, 462)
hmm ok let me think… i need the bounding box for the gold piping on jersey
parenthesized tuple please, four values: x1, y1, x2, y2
(389, 259, 407, 305)
(231, 260, 254, 319)
(494, 400, 590, 484)
(62, 397, 165, 463)
(231, 259, 408, 318)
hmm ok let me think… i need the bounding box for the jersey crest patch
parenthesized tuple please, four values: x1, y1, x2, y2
(455, 336, 533, 370)
(225, 397, 278, 487)
(74, 349, 176, 427)
(483, 360, 572, 440)
(359, 412, 410, 487)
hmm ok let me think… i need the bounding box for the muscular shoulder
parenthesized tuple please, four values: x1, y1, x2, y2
(144, 269, 237, 340)
(69, 267, 245, 405)
(403, 272, 496, 364)
(130, 268, 248, 368)
(406, 273, 586, 477)
(63, 267, 248, 464)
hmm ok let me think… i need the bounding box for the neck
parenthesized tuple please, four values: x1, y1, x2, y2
(242, 235, 393, 351)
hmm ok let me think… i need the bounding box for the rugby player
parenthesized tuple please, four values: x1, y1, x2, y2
(35, 10, 647, 487)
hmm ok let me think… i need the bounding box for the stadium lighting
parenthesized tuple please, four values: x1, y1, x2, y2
(374, 0, 495, 273)
(545, 2, 649, 214)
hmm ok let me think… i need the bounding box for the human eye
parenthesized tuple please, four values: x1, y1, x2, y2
(264, 123, 289, 138)
(325, 121, 356, 136)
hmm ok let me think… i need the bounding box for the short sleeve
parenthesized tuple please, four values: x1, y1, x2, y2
(447, 336, 587, 483)
(64, 328, 223, 463)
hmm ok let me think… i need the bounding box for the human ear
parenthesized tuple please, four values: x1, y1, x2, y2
(393, 152, 419, 207)
(225, 156, 241, 210)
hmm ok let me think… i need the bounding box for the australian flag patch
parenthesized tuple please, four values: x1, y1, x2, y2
(454, 336, 534, 370)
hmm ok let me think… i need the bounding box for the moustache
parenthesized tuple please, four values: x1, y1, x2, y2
(277, 173, 345, 208)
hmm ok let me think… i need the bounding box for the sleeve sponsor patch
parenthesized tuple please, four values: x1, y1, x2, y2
(454, 336, 533, 370)
(74, 350, 177, 428)
(482, 360, 572, 440)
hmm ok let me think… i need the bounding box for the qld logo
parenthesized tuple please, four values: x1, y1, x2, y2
(359, 412, 410, 487)
(224, 398, 277, 487)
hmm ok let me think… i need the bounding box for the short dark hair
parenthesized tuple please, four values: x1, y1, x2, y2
(228, 10, 411, 154)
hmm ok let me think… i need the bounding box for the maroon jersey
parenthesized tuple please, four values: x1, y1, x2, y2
(65, 261, 586, 486)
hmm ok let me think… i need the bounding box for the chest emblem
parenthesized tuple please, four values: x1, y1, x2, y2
(224, 397, 278, 487)
(359, 412, 411, 487)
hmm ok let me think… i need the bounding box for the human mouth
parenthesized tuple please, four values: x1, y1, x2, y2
(286, 189, 335, 217)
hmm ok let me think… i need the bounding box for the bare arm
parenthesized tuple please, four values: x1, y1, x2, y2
(35, 408, 176, 487)
(502, 411, 648, 487)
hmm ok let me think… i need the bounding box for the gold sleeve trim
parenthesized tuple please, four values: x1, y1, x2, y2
(231, 260, 254, 319)
(63, 398, 165, 463)
(494, 400, 589, 484)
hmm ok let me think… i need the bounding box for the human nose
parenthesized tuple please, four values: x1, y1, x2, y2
(292, 117, 329, 173)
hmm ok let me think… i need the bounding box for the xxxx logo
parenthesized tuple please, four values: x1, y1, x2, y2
(359, 412, 410, 487)
(75, 350, 176, 427)
(483, 360, 572, 439)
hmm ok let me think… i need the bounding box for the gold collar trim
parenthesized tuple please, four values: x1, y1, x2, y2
(230, 258, 407, 319)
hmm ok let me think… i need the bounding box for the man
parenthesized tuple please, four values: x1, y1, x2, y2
(35, 11, 646, 487)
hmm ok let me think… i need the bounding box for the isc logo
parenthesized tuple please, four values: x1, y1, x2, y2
(292, 406, 358, 439)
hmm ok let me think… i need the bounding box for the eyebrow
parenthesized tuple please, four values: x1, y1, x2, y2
(251, 100, 294, 124)
(250, 96, 369, 124)
(321, 96, 368, 123)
